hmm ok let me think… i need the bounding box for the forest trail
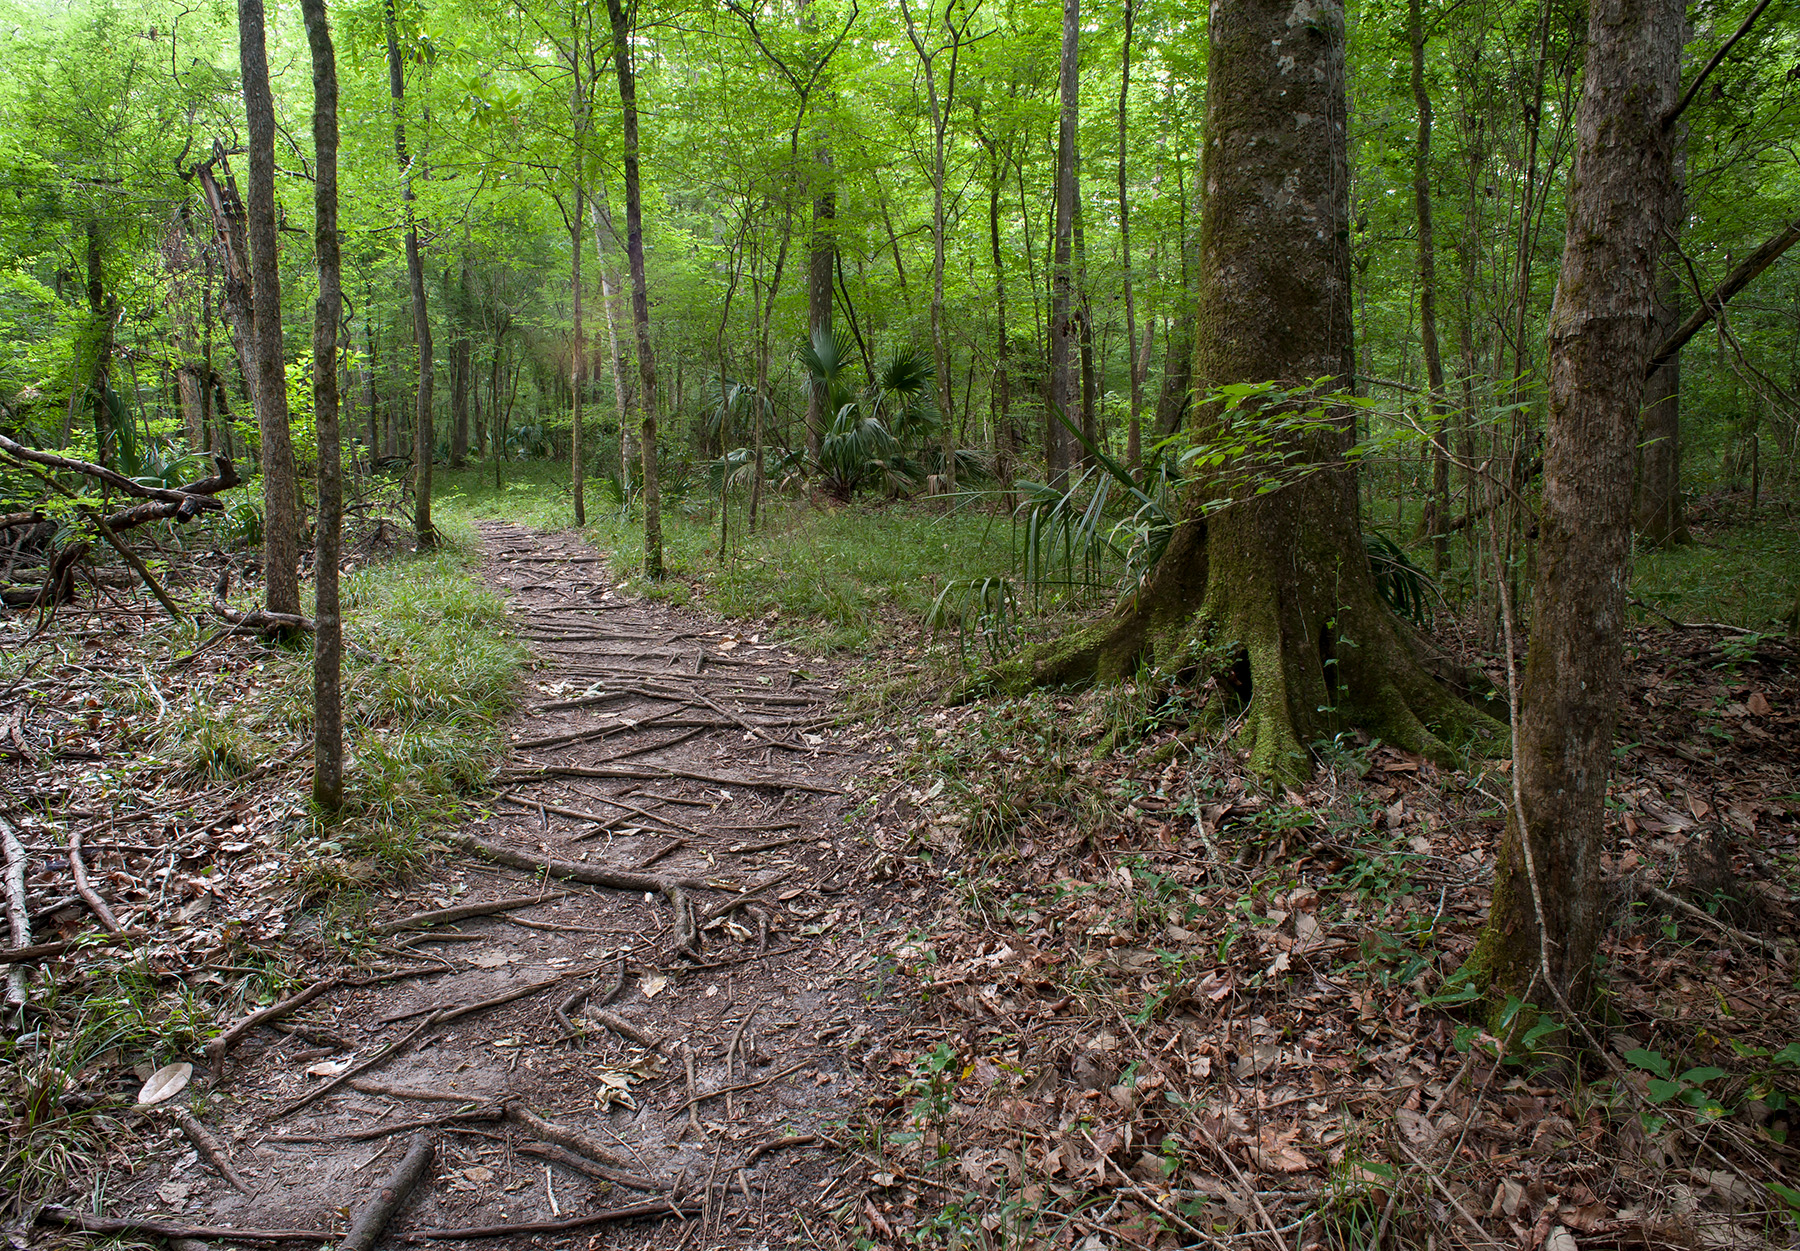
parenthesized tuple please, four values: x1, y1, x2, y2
(173, 521, 908, 1249)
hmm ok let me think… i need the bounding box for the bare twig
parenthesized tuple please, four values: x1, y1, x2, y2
(170, 1107, 252, 1193)
(206, 977, 340, 1079)
(37, 1208, 327, 1243)
(65, 828, 122, 934)
(396, 1200, 697, 1242)
(369, 890, 574, 935)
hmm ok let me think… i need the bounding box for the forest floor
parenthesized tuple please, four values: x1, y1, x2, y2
(5, 496, 1800, 1251)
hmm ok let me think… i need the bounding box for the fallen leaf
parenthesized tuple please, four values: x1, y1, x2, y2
(1748, 691, 1772, 716)
(640, 974, 667, 999)
(137, 1063, 192, 1107)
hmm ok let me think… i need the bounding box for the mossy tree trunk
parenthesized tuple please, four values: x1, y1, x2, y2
(1468, 0, 1682, 1018)
(1003, 0, 1506, 783)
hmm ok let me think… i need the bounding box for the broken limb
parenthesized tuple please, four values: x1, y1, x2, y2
(206, 976, 341, 1078)
(337, 1131, 435, 1251)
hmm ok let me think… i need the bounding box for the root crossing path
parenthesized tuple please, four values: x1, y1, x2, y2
(179, 523, 910, 1249)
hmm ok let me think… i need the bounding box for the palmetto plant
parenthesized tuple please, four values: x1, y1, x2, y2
(800, 328, 939, 502)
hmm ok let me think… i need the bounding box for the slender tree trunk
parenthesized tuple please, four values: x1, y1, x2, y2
(987, 149, 1013, 502)
(806, 150, 834, 466)
(385, 0, 434, 546)
(589, 192, 633, 494)
(1075, 184, 1096, 464)
(1409, 0, 1451, 575)
(1471, 0, 1682, 1019)
(1636, 136, 1689, 546)
(570, 208, 586, 525)
(450, 261, 471, 468)
(238, 0, 301, 615)
(1047, 0, 1079, 481)
(300, 0, 343, 810)
(1118, 0, 1144, 470)
(605, 0, 661, 579)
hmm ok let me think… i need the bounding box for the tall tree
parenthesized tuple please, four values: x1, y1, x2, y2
(385, 0, 435, 546)
(301, 0, 345, 810)
(1117, 0, 1143, 470)
(1636, 136, 1689, 547)
(1409, 0, 1451, 575)
(1046, 0, 1079, 481)
(1006, 0, 1504, 782)
(899, 0, 979, 496)
(1471, 0, 1683, 1017)
(237, 0, 301, 616)
(605, 0, 662, 579)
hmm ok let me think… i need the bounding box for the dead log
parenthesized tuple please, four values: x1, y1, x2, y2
(0, 433, 225, 513)
(337, 1132, 435, 1251)
(2, 814, 30, 1017)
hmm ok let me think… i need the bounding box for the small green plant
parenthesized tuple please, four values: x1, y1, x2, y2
(1625, 1048, 1732, 1119)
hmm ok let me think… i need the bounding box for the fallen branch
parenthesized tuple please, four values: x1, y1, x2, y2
(515, 1140, 665, 1192)
(349, 1080, 496, 1103)
(338, 1131, 435, 1251)
(0, 433, 227, 512)
(66, 829, 123, 935)
(663, 1058, 812, 1118)
(495, 790, 699, 838)
(369, 890, 574, 935)
(36, 1207, 329, 1242)
(377, 962, 601, 1027)
(587, 1006, 662, 1050)
(0, 938, 74, 965)
(396, 1200, 697, 1242)
(170, 1107, 251, 1193)
(2, 814, 31, 1017)
(91, 514, 185, 623)
(497, 763, 841, 795)
(446, 832, 709, 892)
(697, 870, 795, 926)
(1643, 882, 1789, 958)
(504, 1102, 640, 1172)
(741, 1133, 820, 1167)
(276, 1008, 447, 1118)
(206, 977, 340, 1079)
(267, 1106, 504, 1143)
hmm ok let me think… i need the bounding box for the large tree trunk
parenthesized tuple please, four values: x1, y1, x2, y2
(237, 0, 302, 616)
(1046, 0, 1079, 481)
(996, 0, 1504, 783)
(385, 0, 434, 546)
(986, 145, 1013, 501)
(301, 0, 344, 811)
(1470, 0, 1682, 1018)
(605, 0, 662, 579)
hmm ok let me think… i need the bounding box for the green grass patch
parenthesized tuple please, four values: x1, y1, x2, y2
(435, 464, 1093, 652)
(152, 514, 527, 892)
(1632, 508, 1800, 630)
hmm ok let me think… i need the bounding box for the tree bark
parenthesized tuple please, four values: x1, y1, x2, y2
(996, 0, 1504, 783)
(605, 0, 662, 579)
(806, 150, 834, 467)
(570, 209, 586, 526)
(1047, 0, 1079, 481)
(589, 192, 634, 492)
(385, 0, 434, 546)
(237, 0, 302, 616)
(300, 0, 344, 811)
(1470, 0, 1682, 1018)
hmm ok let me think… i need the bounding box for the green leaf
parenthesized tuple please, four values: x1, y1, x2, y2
(1646, 1078, 1684, 1104)
(1769, 1181, 1800, 1213)
(1624, 1049, 1672, 1080)
(1678, 1066, 1727, 1085)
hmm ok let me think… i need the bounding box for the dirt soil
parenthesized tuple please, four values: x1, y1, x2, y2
(122, 521, 915, 1249)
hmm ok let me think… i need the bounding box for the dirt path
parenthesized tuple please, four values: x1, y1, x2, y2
(159, 522, 908, 1249)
